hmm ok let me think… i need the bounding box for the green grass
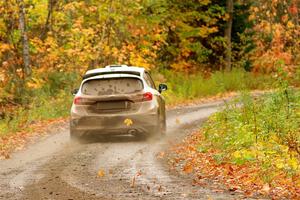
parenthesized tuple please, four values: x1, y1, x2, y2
(0, 92, 73, 136)
(0, 71, 79, 136)
(198, 87, 300, 183)
(154, 68, 275, 105)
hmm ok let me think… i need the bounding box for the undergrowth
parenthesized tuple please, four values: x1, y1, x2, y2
(0, 71, 79, 136)
(155, 68, 275, 105)
(198, 75, 300, 186)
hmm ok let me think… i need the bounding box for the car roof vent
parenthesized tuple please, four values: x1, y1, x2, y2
(105, 65, 128, 68)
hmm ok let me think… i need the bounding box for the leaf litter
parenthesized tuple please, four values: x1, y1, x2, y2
(167, 131, 300, 200)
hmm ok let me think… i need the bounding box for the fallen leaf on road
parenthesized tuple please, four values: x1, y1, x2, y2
(131, 176, 136, 188)
(131, 171, 142, 188)
(136, 170, 142, 176)
(97, 169, 105, 177)
(156, 151, 165, 159)
(158, 185, 162, 192)
(3, 153, 10, 159)
(183, 163, 193, 174)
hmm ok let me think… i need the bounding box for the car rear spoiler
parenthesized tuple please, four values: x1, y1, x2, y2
(82, 71, 141, 80)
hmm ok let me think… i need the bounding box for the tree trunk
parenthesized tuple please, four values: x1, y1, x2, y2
(225, 0, 233, 71)
(17, 0, 31, 77)
(41, 0, 55, 40)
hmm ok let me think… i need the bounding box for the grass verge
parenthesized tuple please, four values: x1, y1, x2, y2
(169, 88, 300, 199)
(154, 68, 275, 106)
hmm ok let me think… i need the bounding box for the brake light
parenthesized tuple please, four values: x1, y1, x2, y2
(73, 97, 94, 105)
(143, 92, 153, 101)
(74, 97, 81, 105)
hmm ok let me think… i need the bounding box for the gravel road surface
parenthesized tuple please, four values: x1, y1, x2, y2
(0, 101, 247, 200)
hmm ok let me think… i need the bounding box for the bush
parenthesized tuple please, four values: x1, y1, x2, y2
(0, 71, 79, 136)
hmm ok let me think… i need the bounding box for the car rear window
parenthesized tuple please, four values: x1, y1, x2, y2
(81, 77, 143, 95)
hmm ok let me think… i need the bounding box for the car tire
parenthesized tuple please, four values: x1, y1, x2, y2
(70, 129, 84, 140)
(135, 133, 147, 140)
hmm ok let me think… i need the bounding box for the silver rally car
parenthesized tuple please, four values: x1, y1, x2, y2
(70, 65, 167, 139)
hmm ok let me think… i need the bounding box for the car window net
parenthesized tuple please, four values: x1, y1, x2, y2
(82, 78, 143, 95)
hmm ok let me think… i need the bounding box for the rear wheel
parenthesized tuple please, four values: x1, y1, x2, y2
(135, 133, 148, 140)
(70, 129, 84, 141)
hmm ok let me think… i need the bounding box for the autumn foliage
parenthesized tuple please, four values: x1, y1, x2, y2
(170, 87, 300, 199)
(0, 0, 299, 102)
(247, 1, 300, 74)
(0, 1, 299, 197)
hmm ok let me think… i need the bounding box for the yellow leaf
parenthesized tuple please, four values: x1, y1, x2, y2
(124, 118, 133, 127)
(207, 195, 213, 200)
(249, 14, 255, 21)
(287, 21, 295, 29)
(232, 150, 241, 159)
(288, 157, 299, 170)
(26, 77, 44, 89)
(275, 159, 285, 169)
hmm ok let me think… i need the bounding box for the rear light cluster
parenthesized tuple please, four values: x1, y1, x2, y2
(142, 92, 153, 101)
(74, 97, 95, 105)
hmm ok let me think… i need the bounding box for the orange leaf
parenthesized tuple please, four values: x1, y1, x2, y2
(97, 169, 105, 177)
(183, 163, 193, 174)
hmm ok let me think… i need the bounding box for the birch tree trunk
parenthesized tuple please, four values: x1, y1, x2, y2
(17, 0, 31, 77)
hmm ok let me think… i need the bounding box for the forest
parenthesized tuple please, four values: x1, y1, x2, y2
(0, 0, 299, 199)
(0, 0, 299, 102)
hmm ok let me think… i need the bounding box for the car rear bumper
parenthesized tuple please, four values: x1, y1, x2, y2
(70, 113, 158, 135)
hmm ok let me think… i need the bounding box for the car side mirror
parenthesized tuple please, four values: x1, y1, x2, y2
(72, 88, 79, 96)
(158, 84, 168, 93)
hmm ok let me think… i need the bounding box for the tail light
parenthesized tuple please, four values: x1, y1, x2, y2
(73, 97, 95, 105)
(142, 92, 153, 101)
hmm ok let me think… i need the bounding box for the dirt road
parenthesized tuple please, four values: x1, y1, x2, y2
(0, 101, 246, 200)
